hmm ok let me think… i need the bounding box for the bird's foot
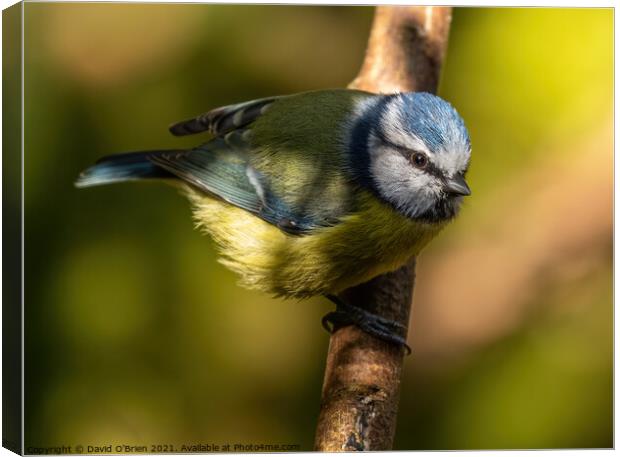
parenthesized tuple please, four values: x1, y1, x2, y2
(322, 294, 411, 355)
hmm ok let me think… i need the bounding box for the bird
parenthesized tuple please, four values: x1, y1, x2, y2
(75, 89, 471, 350)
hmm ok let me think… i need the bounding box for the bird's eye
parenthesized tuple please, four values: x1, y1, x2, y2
(410, 152, 428, 169)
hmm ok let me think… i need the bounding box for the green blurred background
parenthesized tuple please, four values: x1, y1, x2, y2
(14, 4, 611, 451)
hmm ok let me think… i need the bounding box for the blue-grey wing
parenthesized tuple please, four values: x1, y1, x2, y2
(148, 137, 321, 234)
(168, 96, 281, 137)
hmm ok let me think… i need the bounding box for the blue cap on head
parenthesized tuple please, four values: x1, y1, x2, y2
(348, 92, 470, 188)
(389, 92, 471, 153)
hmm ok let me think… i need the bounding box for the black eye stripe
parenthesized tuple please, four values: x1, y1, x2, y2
(378, 137, 445, 180)
(423, 161, 444, 179)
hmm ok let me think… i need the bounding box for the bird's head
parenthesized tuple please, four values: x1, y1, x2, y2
(351, 92, 471, 223)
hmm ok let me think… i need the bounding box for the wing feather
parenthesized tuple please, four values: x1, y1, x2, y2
(168, 96, 279, 137)
(149, 139, 261, 214)
(148, 138, 320, 234)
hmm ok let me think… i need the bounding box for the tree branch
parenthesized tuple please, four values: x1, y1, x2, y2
(350, 6, 452, 94)
(314, 6, 453, 451)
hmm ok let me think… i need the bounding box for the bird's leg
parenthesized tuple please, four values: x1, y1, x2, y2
(322, 294, 411, 355)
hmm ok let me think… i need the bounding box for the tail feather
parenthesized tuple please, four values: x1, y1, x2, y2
(75, 150, 179, 188)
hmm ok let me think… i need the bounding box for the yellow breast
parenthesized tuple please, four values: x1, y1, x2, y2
(187, 189, 446, 298)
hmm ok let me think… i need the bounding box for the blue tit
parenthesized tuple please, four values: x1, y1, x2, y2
(76, 89, 471, 348)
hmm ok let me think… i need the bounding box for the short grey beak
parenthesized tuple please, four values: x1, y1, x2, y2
(445, 174, 471, 196)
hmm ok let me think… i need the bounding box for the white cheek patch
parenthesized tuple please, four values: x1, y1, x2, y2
(369, 144, 442, 218)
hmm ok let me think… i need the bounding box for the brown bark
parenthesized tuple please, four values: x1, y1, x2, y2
(351, 6, 452, 94)
(314, 6, 453, 451)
